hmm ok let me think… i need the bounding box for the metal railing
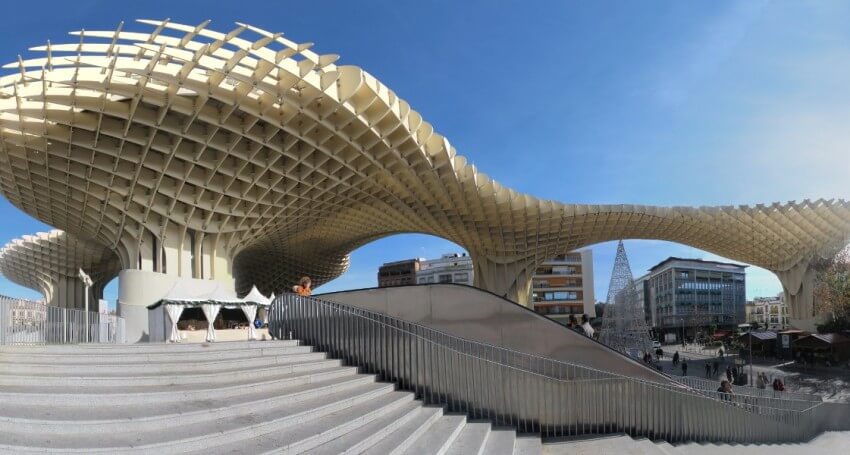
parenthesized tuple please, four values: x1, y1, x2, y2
(0, 296, 125, 345)
(269, 294, 846, 444)
(673, 375, 821, 403)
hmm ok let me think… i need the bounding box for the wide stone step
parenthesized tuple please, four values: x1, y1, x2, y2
(0, 340, 298, 355)
(362, 405, 445, 455)
(513, 435, 542, 454)
(0, 341, 552, 453)
(0, 350, 326, 375)
(481, 428, 517, 455)
(184, 389, 415, 455)
(445, 421, 491, 455)
(543, 434, 655, 454)
(0, 369, 375, 434)
(400, 414, 466, 454)
(0, 344, 312, 364)
(0, 357, 341, 387)
(0, 381, 399, 453)
(0, 365, 360, 406)
(280, 396, 423, 455)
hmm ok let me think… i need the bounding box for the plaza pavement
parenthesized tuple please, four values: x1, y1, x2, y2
(658, 345, 850, 403)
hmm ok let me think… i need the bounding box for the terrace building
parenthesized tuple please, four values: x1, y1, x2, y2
(529, 250, 595, 324)
(747, 293, 790, 331)
(378, 259, 421, 288)
(416, 253, 473, 286)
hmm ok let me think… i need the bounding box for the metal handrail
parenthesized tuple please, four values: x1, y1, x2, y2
(269, 294, 842, 444)
(0, 296, 125, 345)
(673, 375, 821, 402)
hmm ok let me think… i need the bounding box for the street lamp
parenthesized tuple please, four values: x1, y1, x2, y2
(738, 323, 753, 386)
(78, 268, 93, 342)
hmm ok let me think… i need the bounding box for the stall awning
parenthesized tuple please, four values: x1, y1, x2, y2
(147, 282, 271, 309)
(739, 331, 777, 342)
(242, 285, 272, 306)
(149, 282, 272, 342)
(794, 333, 850, 349)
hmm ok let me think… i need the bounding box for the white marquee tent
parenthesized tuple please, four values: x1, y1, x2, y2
(147, 281, 272, 342)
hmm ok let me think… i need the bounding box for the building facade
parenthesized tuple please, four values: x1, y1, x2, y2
(0, 295, 47, 326)
(416, 253, 474, 286)
(378, 259, 421, 287)
(634, 273, 653, 326)
(746, 293, 790, 331)
(645, 258, 747, 342)
(529, 250, 595, 324)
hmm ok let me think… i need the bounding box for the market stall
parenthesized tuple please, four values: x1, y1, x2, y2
(147, 282, 271, 342)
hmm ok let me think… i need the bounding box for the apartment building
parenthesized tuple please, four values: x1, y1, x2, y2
(416, 253, 474, 286)
(377, 259, 421, 287)
(529, 250, 595, 324)
(746, 293, 790, 331)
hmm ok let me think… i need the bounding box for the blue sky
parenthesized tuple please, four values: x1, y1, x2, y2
(0, 1, 848, 305)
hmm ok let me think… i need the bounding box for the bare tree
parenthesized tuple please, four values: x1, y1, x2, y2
(813, 246, 850, 332)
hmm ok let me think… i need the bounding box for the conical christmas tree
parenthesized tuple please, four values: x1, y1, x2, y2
(599, 240, 654, 355)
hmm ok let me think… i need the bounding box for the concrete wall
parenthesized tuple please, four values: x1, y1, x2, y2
(117, 270, 179, 342)
(581, 249, 596, 315)
(317, 284, 672, 383)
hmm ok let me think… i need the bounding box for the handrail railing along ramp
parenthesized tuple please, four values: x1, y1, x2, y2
(269, 294, 848, 444)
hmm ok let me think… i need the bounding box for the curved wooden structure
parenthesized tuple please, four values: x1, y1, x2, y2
(0, 230, 120, 308)
(0, 20, 848, 320)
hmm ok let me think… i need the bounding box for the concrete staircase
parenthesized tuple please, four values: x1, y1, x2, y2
(0, 341, 541, 454)
(543, 432, 850, 454)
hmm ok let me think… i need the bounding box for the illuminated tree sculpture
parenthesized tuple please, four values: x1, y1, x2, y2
(599, 241, 653, 355)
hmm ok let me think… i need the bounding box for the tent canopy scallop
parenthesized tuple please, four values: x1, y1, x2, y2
(0, 19, 847, 319)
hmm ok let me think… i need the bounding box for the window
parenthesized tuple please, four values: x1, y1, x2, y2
(454, 272, 469, 282)
(438, 274, 452, 283)
(552, 266, 576, 275)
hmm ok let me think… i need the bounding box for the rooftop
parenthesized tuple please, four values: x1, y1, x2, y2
(648, 257, 748, 273)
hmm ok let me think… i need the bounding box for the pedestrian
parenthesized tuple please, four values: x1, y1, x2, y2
(717, 380, 734, 401)
(712, 360, 719, 376)
(704, 362, 712, 378)
(672, 351, 679, 366)
(756, 372, 766, 389)
(580, 314, 594, 338)
(718, 347, 724, 359)
(772, 378, 785, 392)
(656, 347, 663, 361)
(725, 366, 732, 383)
(731, 366, 738, 383)
(681, 359, 688, 376)
(567, 314, 584, 334)
(292, 276, 312, 297)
